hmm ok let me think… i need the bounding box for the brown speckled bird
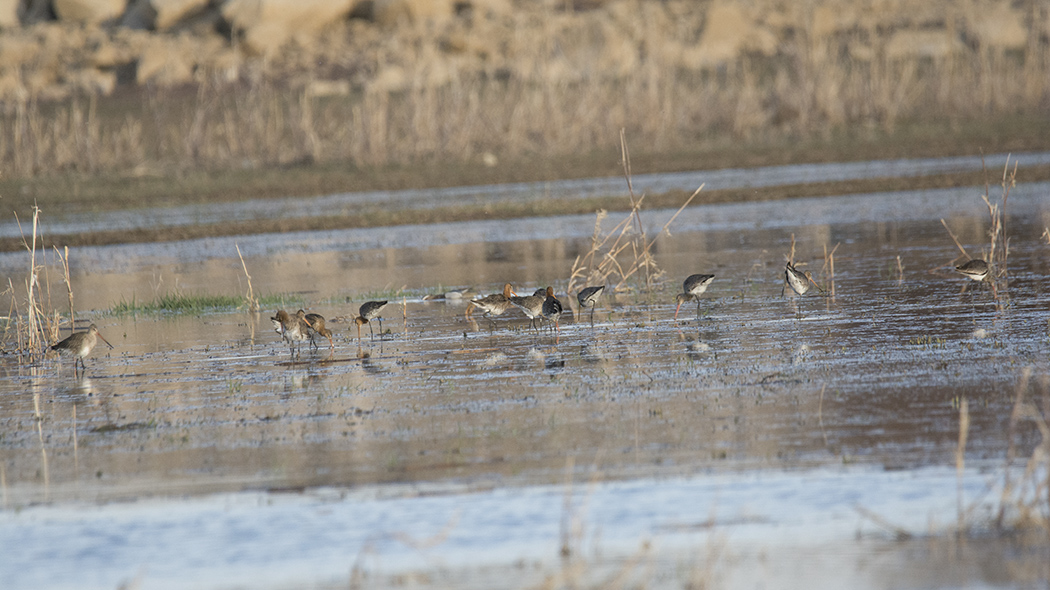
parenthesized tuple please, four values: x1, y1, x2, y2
(50, 324, 113, 375)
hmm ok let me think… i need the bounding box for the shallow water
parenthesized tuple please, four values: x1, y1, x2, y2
(2, 155, 1050, 588)
(1, 151, 1047, 240)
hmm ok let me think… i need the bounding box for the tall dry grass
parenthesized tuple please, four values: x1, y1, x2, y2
(565, 132, 701, 300)
(996, 368, 1050, 535)
(980, 156, 1016, 304)
(1, 13, 1048, 180)
(3, 208, 64, 364)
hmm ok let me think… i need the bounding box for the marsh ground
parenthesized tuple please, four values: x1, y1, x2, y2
(1, 153, 1049, 588)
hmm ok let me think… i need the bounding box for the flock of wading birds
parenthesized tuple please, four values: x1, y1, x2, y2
(48, 258, 993, 372)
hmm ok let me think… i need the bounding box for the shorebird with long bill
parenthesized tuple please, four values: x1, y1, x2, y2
(355, 301, 389, 341)
(783, 262, 818, 297)
(272, 309, 310, 359)
(576, 285, 605, 325)
(50, 324, 113, 375)
(509, 290, 545, 331)
(674, 274, 715, 320)
(466, 283, 517, 327)
(299, 309, 334, 352)
(541, 286, 564, 334)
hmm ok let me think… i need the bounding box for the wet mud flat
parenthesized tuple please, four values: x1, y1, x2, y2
(1, 169, 1050, 588)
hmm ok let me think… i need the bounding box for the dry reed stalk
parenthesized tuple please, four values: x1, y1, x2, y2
(619, 129, 656, 291)
(566, 133, 702, 300)
(15, 207, 47, 362)
(1, 282, 14, 349)
(854, 505, 912, 541)
(821, 242, 840, 300)
(980, 156, 1017, 304)
(301, 91, 321, 163)
(55, 246, 74, 335)
(33, 389, 49, 497)
(940, 218, 970, 259)
(235, 243, 258, 312)
(566, 209, 609, 315)
(995, 368, 1050, 534)
(72, 404, 78, 475)
(896, 255, 904, 287)
(998, 368, 1028, 529)
(559, 454, 576, 559)
(5, 279, 20, 354)
(817, 383, 828, 447)
(956, 397, 970, 534)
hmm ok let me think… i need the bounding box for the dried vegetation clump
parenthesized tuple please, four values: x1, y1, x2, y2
(0, 207, 69, 363)
(566, 131, 701, 302)
(0, 0, 1048, 179)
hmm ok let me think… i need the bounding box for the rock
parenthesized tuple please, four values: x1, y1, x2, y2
(20, 0, 56, 24)
(53, 0, 128, 24)
(0, 0, 18, 27)
(966, 3, 1027, 51)
(0, 69, 28, 102)
(222, 0, 356, 55)
(120, 0, 155, 29)
(135, 32, 224, 85)
(463, 0, 512, 19)
(370, 64, 408, 93)
(694, 1, 777, 67)
(0, 34, 42, 67)
(70, 67, 118, 94)
(89, 41, 124, 68)
(153, 0, 211, 30)
(373, 0, 454, 26)
(885, 29, 963, 60)
(136, 35, 195, 84)
(305, 79, 351, 97)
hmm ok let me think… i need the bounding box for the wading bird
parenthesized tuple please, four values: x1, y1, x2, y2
(272, 309, 310, 359)
(354, 301, 389, 341)
(576, 285, 605, 325)
(955, 259, 990, 282)
(466, 283, 517, 327)
(299, 310, 334, 352)
(541, 286, 564, 334)
(783, 263, 817, 297)
(50, 324, 113, 376)
(674, 274, 715, 320)
(510, 290, 545, 332)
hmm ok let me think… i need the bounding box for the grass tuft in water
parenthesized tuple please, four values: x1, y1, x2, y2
(109, 291, 254, 314)
(257, 293, 308, 308)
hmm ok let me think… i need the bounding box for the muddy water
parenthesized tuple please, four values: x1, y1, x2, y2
(2, 164, 1050, 588)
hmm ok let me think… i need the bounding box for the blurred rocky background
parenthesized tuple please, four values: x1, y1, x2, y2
(0, 0, 1046, 180)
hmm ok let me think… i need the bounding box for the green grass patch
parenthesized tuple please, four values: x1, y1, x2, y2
(106, 291, 320, 315)
(109, 292, 251, 315)
(257, 293, 309, 309)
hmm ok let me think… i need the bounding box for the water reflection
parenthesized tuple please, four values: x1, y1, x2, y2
(0, 181, 1047, 506)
